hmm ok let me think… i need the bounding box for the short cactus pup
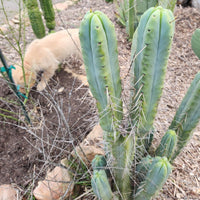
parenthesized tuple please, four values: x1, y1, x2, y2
(79, 7, 200, 200)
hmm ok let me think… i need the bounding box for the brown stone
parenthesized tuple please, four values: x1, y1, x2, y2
(53, 1, 73, 11)
(0, 184, 19, 200)
(33, 160, 74, 200)
(72, 124, 104, 164)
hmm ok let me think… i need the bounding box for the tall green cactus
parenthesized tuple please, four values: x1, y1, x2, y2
(79, 6, 200, 200)
(80, 11, 133, 199)
(79, 11, 122, 138)
(25, 0, 46, 38)
(130, 6, 175, 155)
(39, 0, 55, 32)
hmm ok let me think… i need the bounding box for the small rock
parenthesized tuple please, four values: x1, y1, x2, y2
(0, 184, 19, 200)
(58, 87, 64, 93)
(33, 161, 74, 200)
(72, 124, 104, 164)
(12, 18, 20, 24)
(0, 25, 8, 34)
(53, 1, 73, 11)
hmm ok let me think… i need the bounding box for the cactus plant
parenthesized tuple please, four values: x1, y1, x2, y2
(39, 0, 55, 32)
(114, 0, 177, 39)
(25, 0, 46, 38)
(79, 6, 200, 200)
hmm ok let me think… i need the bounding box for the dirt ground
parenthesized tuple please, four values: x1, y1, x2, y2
(0, 0, 200, 199)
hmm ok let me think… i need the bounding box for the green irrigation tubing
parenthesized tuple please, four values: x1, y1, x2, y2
(0, 49, 31, 124)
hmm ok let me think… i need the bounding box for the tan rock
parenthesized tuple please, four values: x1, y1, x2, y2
(53, 1, 73, 11)
(0, 25, 8, 34)
(33, 161, 74, 200)
(0, 184, 19, 200)
(72, 124, 104, 164)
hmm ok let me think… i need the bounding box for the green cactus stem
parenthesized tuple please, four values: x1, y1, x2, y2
(79, 11, 122, 138)
(92, 155, 107, 170)
(170, 72, 200, 161)
(155, 130, 177, 161)
(135, 156, 172, 200)
(112, 135, 134, 199)
(25, 0, 46, 38)
(191, 29, 200, 59)
(91, 170, 113, 200)
(136, 155, 153, 182)
(39, 0, 55, 32)
(130, 6, 175, 155)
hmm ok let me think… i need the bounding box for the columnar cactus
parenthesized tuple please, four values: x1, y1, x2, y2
(130, 6, 175, 155)
(39, 0, 55, 32)
(25, 0, 45, 38)
(79, 6, 200, 200)
(115, 0, 177, 39)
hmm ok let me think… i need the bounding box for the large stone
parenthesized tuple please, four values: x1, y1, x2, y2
(0, 184, 19, 200)
(33, 160, 74, 200)
(72, 124, 104, 165)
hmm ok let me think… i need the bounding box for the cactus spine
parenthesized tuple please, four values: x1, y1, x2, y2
(25, 0, 45, 38)
(39, 0, 55, 32)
